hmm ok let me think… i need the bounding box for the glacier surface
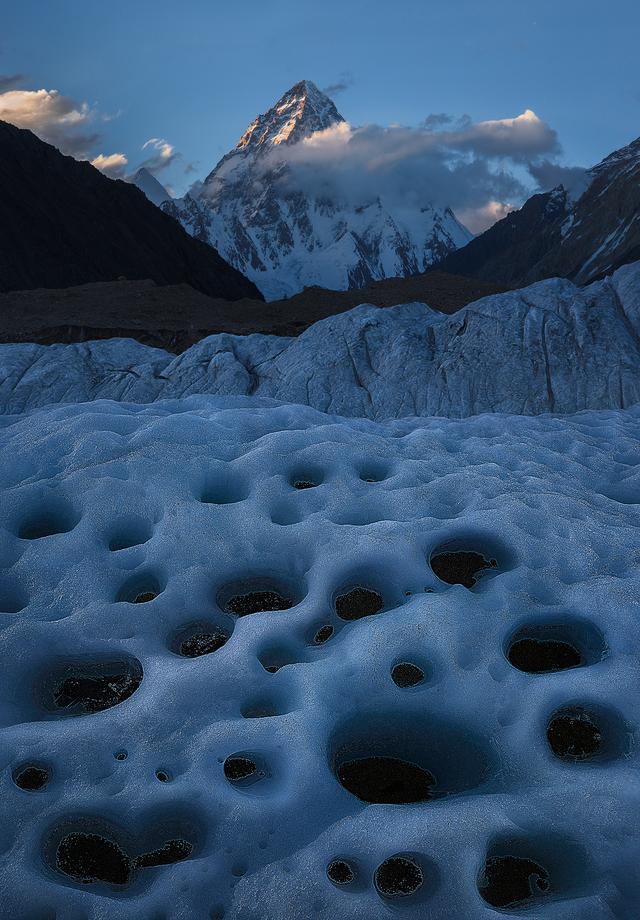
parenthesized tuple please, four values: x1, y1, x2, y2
(0, 395, 639, 918)
(1, 262, 639, 419)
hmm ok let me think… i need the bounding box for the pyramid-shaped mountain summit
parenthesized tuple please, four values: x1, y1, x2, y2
(164, 80, 472, 299)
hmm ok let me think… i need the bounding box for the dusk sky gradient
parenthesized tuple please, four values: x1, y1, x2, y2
(2, 0, 639, 203)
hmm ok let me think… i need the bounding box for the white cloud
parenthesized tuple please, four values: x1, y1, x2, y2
(456, 200, 516, 234)
(0, 83, 184, 186)
(137, 137, 179, 174)
(91, 152, 129, 179)
(247, 109, 564, 233)
(0, 88, 100, 157)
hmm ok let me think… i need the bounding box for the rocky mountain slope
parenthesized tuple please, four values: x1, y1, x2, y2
(132, 167, 171, 207)
(1, 261, 638, 418)
(164, 80, 472, 299)
(0, 121, 261, 299)
(436, 134, 640, 286)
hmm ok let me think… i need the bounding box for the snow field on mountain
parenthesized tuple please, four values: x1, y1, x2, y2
(0, 395, 639, 919)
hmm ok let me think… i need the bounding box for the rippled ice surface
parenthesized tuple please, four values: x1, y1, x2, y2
(0, 396, 638, 919)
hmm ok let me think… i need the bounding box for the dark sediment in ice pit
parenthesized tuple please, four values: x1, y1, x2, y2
(337, 756, 435, 804)
(391, 662, 425, 688)
(430, 550, 497, 588)
(327, 859, 356, 886)
(43, 658, 143, 716)
(374, 855, 424, 897)
(56, 832, 131, 886)
(13, 764, 49, 790)
(478, 855, 550, 909)
(335, 586, 384, 621)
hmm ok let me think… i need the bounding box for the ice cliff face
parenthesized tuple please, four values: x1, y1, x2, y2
(163, 81, 472, 299)
(1, 262, 639, 418)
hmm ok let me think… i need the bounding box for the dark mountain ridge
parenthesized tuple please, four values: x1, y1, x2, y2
(0, 120, 261, 300)
(435, 133, 640, 287)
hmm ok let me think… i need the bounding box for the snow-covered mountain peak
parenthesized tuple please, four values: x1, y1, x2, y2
(164, 83, 472, 299)
(591, 134, 640, 175)
(235, 79, 344, 154)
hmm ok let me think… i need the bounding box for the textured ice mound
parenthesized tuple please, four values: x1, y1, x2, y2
(1, 261, 639, 419)
(1, 395, 639, 918)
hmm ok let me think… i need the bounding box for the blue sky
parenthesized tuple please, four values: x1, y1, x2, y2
(1, 0, 638, 206)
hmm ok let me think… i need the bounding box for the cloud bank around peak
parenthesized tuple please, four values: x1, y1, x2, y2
(256, 109, 567, 233)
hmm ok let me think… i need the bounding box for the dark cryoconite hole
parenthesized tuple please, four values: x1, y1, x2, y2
(547, 709, 602, 761)
(327, 859, 356, 886)
(224, 756, 257, 782)
(375, 856, 423, 897)
(180, 630, 229, 658)
(335, 587, 384, 621)
(314, 624, 334, 644)
(338, 756, 435, 804)
(293, 480, 316, 490)
(225, 591, 293, 616)
(430, 551, 497, 588)
(134, 591, 157, 604)
(133, 839, 193, 870)
(56, 832, 131, 886)
(478, 855, 551, 909)
(52, 664, 142, 714)
(391, 663, 425, 688)
(508, 638, 582, 673)
(13, 765, 49, 791)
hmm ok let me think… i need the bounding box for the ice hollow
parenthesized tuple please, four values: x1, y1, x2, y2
(0, 396, 638, 918)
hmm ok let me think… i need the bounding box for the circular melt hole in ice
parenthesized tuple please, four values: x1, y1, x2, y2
(13, 764, 49, 791)
(134, 591, 157, 604)
(45, 659, 143, 714)
(547, 709, 603, 761)
(430, 550, 497, 588)
(375, 855, 424, 898)
(327, 859, 356, 886)
(335, 586, 384, 621)
(18, 507, 77, 540)
(337, 756, 435, 804)
(478, 855, 551, 909)
(313, 624, 334, 644)
(224, 756, 257, 782)
(180, 630, 229, 657)
(225, 590, 293, 616)
(391, 663, 425, 688)
(508, 638, 582, 673)
(56, 832, 131, 886)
